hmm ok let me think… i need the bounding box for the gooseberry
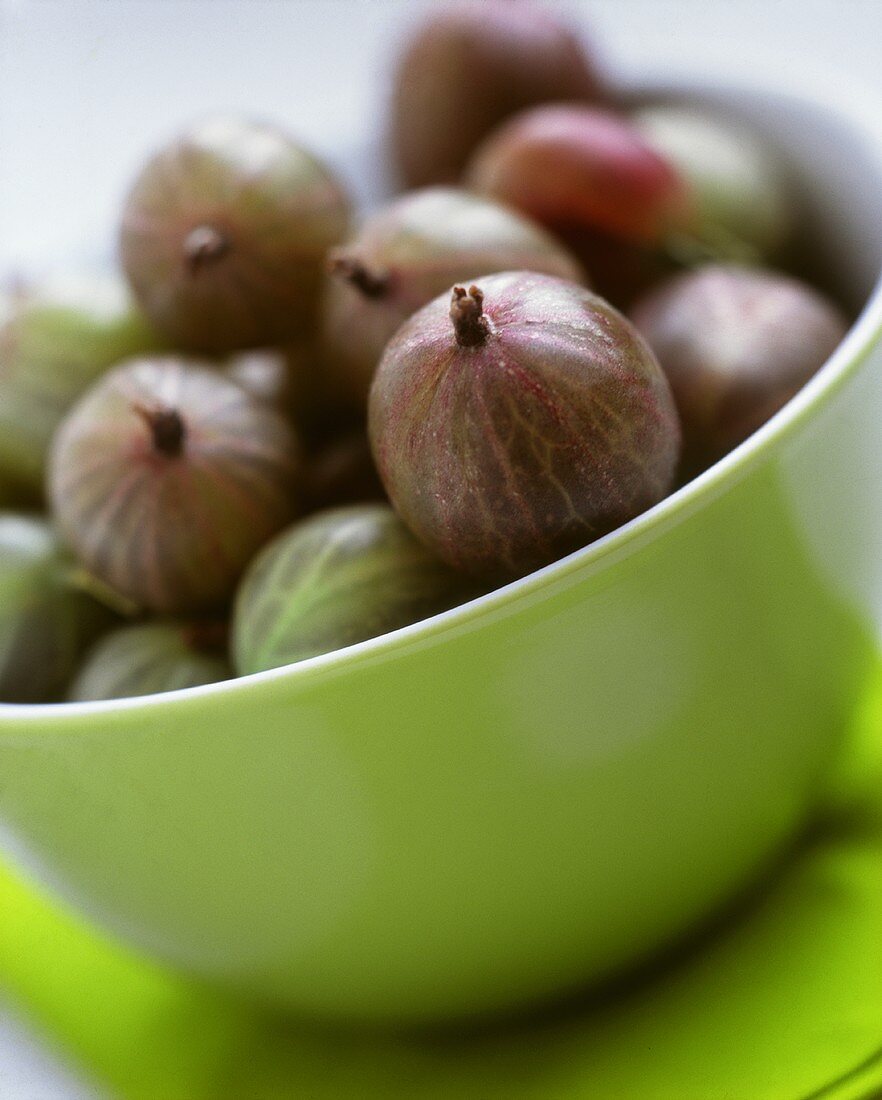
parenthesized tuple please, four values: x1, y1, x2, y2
(390, 0, 604, 187)
(69, 620, 231, 701)
(369, 271, 680, 578)
(233, 504, 471, 673)
(120, 116, 351, 353)
(0, 513, 114, 703)
(466, 105, 692, 251)
(0, 276, 161, 500)
(630, 264, 848, 474)
(322, 186, 584, 403)
(49, 356, 301, 613)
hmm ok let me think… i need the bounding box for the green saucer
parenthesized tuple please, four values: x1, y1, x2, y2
(2, 676, 881, 1100)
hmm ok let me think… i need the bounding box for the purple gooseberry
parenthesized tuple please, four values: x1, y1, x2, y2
(321, 186, 585, 404)
(390, 0, 605, 188)
(369, 271, 680, 578)
(120, 117, 351, 354)
(630, 264, 849, 474)
(48, 356, 301, 613)
(466, 105, 692, 250)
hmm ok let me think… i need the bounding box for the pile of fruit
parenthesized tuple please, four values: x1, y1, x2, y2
(0, 1, 849, 704)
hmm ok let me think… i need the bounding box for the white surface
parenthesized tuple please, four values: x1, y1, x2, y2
(0, 1006, 97, 1099)
(1, 0, 881, 1094)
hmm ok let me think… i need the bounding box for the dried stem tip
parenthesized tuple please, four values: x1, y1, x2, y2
(132, 402, 186, 457)
(450, 285, 489, 347)
(183, 225, 230, 274)
(328, 252, 389, 298)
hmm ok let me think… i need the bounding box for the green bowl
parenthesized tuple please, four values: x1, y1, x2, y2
(2, 76, 882, 1026)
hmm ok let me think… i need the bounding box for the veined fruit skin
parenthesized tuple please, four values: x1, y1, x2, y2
(322, 186, 585, 405)
(233, 503, 470, 674)
(369, 270, 680, 579)
(48, 356, 302, 614)
(120, 116, 351, 354)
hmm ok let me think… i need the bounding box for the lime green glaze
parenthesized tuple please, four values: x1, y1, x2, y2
(2, 83, 882, 1024)
(2, 674, 881, 1098)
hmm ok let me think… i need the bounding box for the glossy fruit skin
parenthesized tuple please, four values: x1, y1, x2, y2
(69, 621, 231, 702)
(369, 271, 680, 578)
(322, 187, 585, 404)
(390, 0, 604, 188)
(633, 105, 793, 264)
(630, 264, 849, 475)
(0, 514, 114, 703)
(467, 105, 691, 249)
(49, 356, 301, 614)
(233, 504, 471, 674)
(0, 277, 162, 500)
(120, 117, 350, 354)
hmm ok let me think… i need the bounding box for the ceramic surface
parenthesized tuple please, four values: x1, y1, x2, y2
(1, 80, 882, 1023)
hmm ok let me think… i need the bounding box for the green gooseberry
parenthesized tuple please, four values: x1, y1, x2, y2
(632, 105, 793, 265)
(69, 621, 231, 702)
(0, 276, 163, 499)
(0, 513, 115, 703)
(233, 503, 473, 674)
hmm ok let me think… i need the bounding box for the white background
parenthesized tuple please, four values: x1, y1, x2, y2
(1, 0, 881, 1095)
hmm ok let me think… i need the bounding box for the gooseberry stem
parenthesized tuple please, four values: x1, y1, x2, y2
(183, 225, 230, 273)
(450, 285, 489, 347)
(132, 403, 186, 457)
(328, 252, 389, 298)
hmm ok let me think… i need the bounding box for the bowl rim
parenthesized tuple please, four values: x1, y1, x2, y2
(5, 68, 882, 724)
